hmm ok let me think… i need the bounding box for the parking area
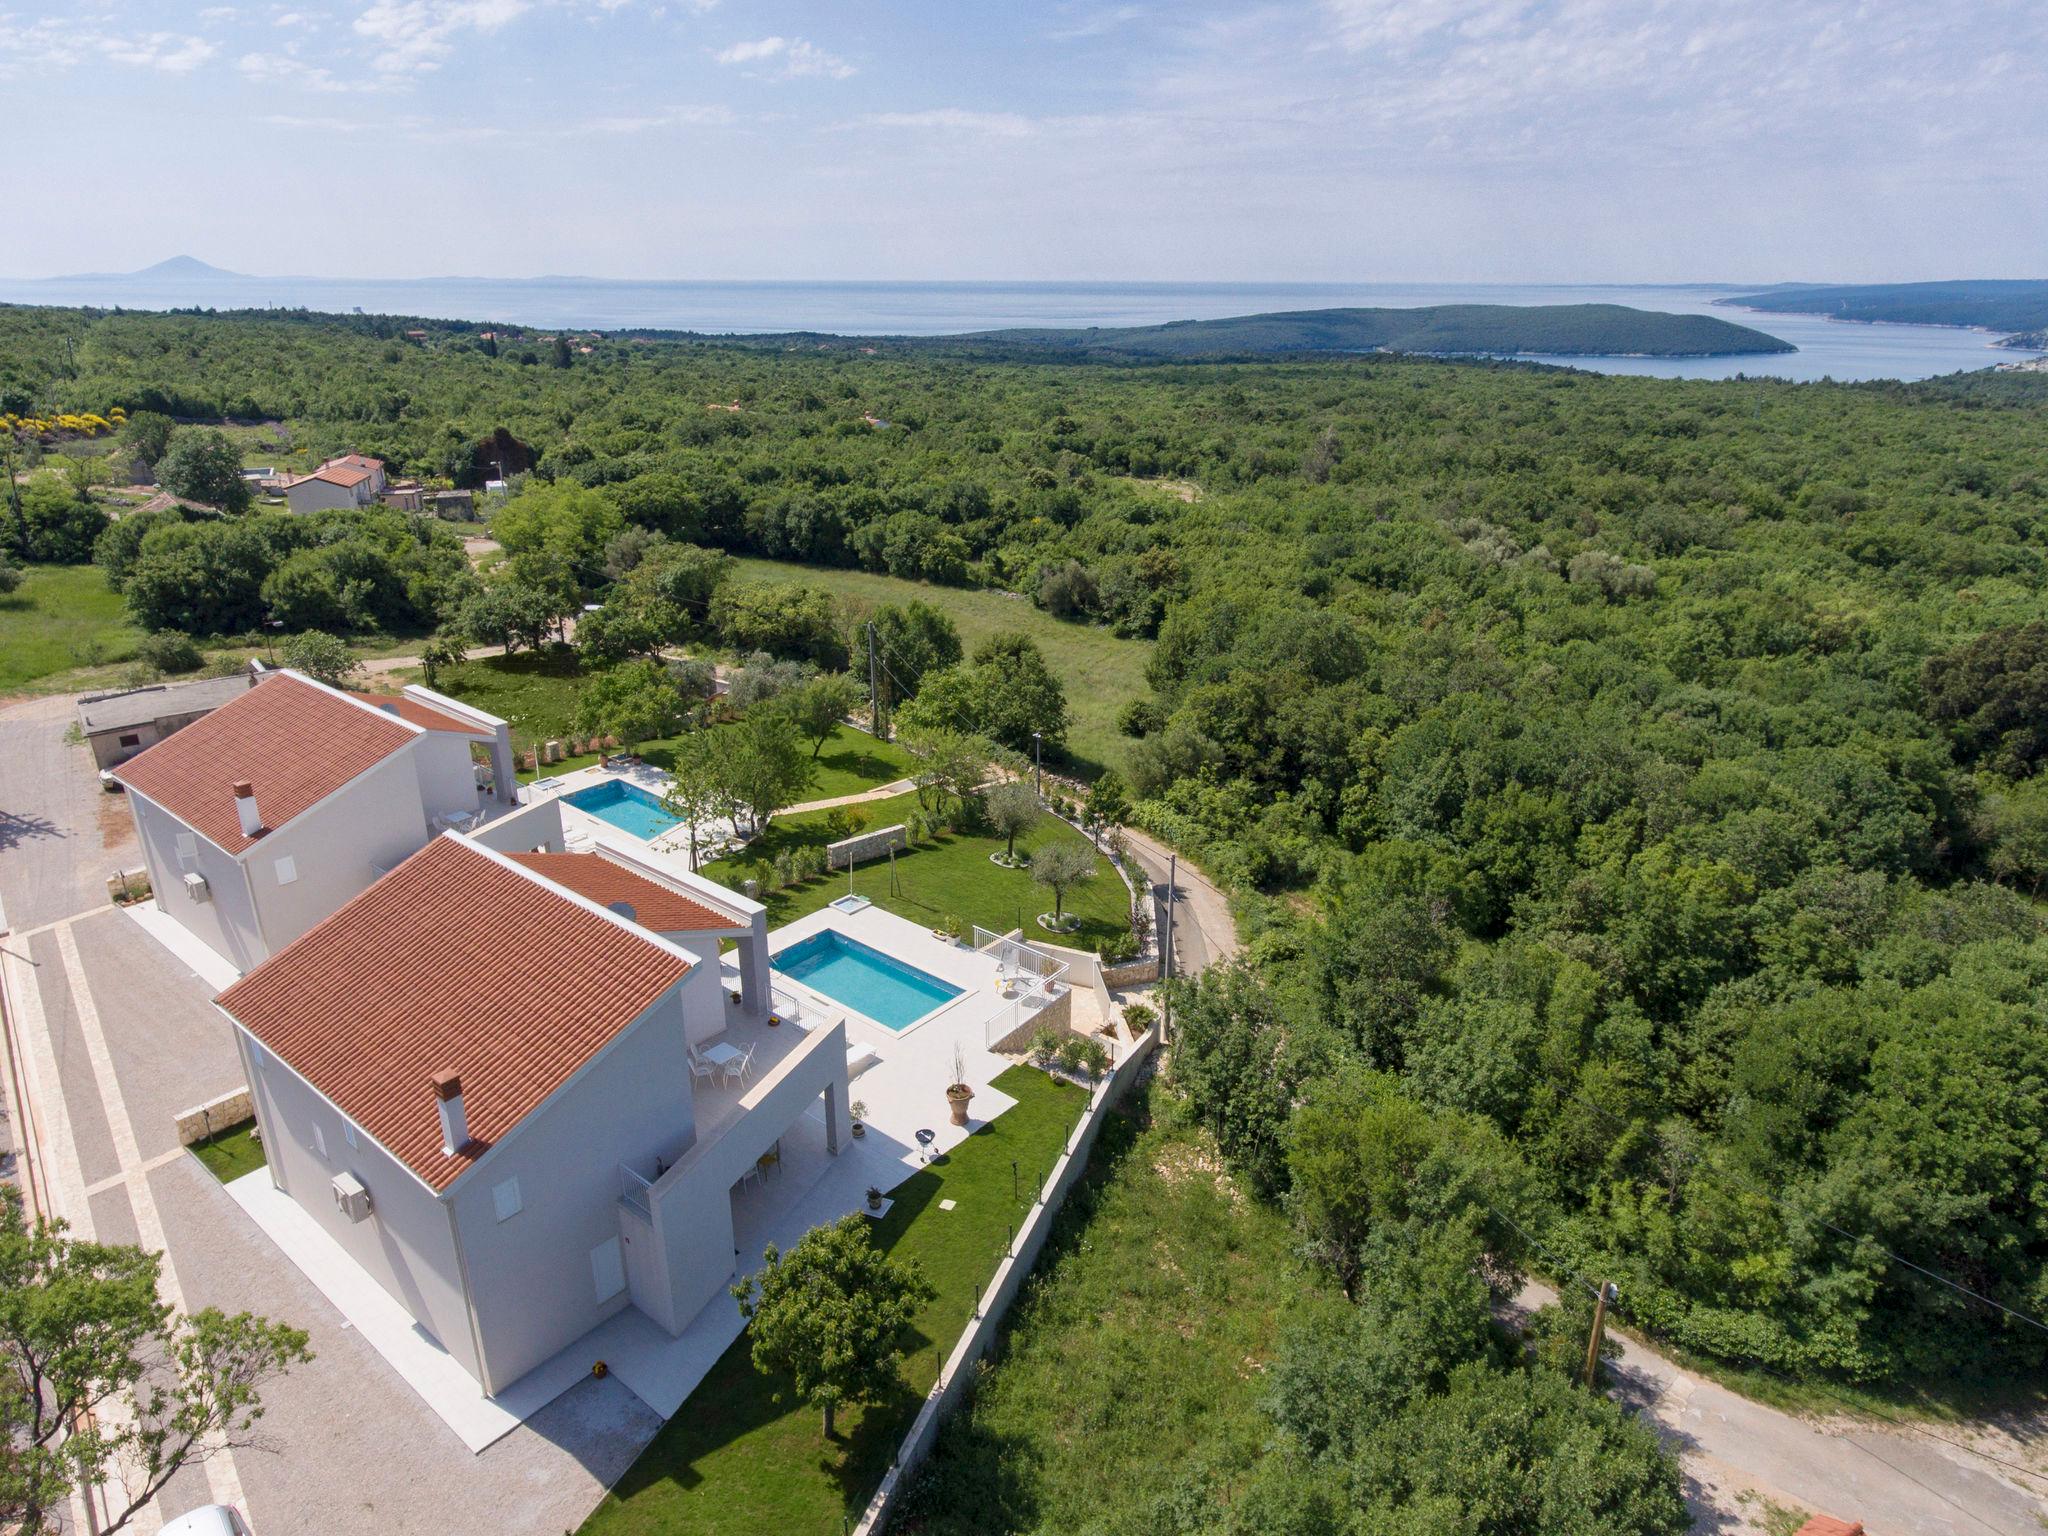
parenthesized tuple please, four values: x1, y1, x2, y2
(0, 694, 663, 1533)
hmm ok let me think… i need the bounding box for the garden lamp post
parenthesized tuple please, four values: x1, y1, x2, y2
(1032, 731, 1042, 798)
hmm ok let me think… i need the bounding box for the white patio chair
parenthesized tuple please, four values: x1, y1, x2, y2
(688, 1052, 715, 1087)
(723, 1043, 755, 1088)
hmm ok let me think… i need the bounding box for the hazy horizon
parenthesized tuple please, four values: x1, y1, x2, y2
(4, 3, 2044, 285)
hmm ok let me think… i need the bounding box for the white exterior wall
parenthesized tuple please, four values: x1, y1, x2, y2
(284, 478, 365, 515)
(237, 1027, 482, 1383)
(468, 797, 565, 854)
(409, 730, 484, 826)
(130, 790, 264, 972)
(641, 1020, 849, 1335)
(445, 982, 699, 1393)
(664, 938, 733, 1047)
(242, 750, 435, 955)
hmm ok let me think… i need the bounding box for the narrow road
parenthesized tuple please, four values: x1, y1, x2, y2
(1117, 826, 1238, 975)
(1515, 1282, 2048, 1535)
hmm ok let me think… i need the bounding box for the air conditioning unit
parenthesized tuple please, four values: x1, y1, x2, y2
(331, 1172, 372, 1223)
(181, 871, 211, 902)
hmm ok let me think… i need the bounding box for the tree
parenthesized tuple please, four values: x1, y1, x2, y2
(277, 629, 360, 687)
(1922, 621, 2048, 778)
(155, 429, 250, 513)
(711, 579, 848, 668)
(0, 1186, 312, 1535)
(0, 554, 20, 597)
(120, 410, 176, 471)
(898, 632, 1069, 754)
(866, 600, 964, 721)
(725, 706, 815, 832)
(418, 631, 466, 689)
(1030, 838, 1095, 929)
(135, 631, 204, 676)
(1087, 768, 1132, 829)
(784, 672, 860, 756)
(576, 596, 678, 668)
(900, 725, 989, 819)
(9, 475, 108, 564)
(984, 779, 1040, 863)
(454, 579, 568, 654)
(490, 481, 621, 605)
(573, 659, 682, 758)
(731, 1214, 933, 1440)
(661, 729, 729, 871)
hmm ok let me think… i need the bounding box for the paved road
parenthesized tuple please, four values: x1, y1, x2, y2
(1118, 825, 1239, 976)
(1516, 1283, 2048, 1536)
(0, 694, 660, 1534)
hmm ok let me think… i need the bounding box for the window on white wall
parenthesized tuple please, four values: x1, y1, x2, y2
(492, 1177, 522, 1222)
(343, 1123, 357, 1150)
(312, 1124, 327, 1160)
(274, 855, 298, 885)
(174, 833, 197, 870)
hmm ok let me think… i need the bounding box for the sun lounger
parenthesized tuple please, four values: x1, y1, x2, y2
(846, 1043, 879, 1078)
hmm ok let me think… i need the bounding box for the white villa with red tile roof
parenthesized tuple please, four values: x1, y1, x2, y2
(113, 668, 516, 974)
(217, 829, 852, 1406)
(282, 453, 387, 514)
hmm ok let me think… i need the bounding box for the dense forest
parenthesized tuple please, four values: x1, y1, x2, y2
(7, 302, 2048, 1414)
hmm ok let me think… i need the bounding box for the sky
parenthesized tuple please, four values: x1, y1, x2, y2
(2, 0, 2045, 283)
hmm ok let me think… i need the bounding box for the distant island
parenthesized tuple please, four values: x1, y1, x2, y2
(694, 303, 1793, 361)
(874, 304, 1794, 361)
(1724, 280, 2048, 348)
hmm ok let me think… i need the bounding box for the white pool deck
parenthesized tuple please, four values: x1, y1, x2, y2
(225, 901, 1059, 1454)
(523, 758, 743, 862)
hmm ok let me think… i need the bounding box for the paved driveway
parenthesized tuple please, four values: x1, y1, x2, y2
(0, 693, 660, 1533)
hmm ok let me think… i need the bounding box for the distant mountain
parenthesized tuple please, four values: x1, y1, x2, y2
(866, 304, 1794, 360)
(51, 254, 250, 282)
(1723, 280, 2048, 343)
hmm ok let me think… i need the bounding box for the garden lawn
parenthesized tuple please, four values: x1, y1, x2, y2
(429, 650, 587, 758)
(729, 556, 1150, 777)
(0, 564, 141, 691)
(702, 792, 1134, 953)
(580, 1065, 1087, 1536)
(188, 1121, 267, 1183)
(892, 1084, 1317, 1535)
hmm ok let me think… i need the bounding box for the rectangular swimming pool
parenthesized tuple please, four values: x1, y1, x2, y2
(772, 929, 964, 1032)
(564, 779, 682, 842)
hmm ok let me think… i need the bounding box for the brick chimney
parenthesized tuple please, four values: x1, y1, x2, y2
(232, 780, 265, 838)
(432, 1070, 469, 1156)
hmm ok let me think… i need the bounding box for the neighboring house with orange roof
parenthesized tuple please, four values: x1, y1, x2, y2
(113, 668, 516, 974)
(218, 831, 851, 1401)
(282, 453, 388, 514)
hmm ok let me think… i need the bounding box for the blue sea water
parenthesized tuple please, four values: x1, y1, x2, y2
(772, 929, 964, 1032)
(1, 270, 2039, 382)
(564, 779, 682, 842)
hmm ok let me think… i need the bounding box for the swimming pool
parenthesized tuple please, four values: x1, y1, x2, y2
(563, 779, 682, 842)
(773, 929, 964, 1032)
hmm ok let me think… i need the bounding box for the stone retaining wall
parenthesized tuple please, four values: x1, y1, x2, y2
(987, 987, 1073, 1052)
(174, 1088, 253, 1146)
(827, 823, 907, 870)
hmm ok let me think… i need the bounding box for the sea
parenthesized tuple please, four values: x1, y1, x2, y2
(3, 272, 2040, 384)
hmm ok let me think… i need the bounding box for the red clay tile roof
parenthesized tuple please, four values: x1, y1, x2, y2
(346, 691, 494, 736)
(507, 852, 731, 933)
(310, 464, 371, 488)
(219, 837, 690, 1190)
(113, 673, 415, 855)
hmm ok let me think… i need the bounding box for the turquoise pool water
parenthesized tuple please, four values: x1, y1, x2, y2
(564, 779, 682, 841)
(773, 930, 964, 1031)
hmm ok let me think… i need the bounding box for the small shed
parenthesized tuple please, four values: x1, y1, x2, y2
(76, 672, 259, 770)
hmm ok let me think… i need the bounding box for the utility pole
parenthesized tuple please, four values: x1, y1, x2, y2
(1582, 1282, 1617, 1388)
(867, 622, 882, 739)
(1162, 852, 1177, 1046)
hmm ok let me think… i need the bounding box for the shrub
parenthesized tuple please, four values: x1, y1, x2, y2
(1028, 1027, 1062, 1069)
(1053, 1034, 1087, 1076)
(1077, 1038, 1111, 1078)
(136, 630, 204, 675)
(772, 850, 795, 888)
(1121, 1002, 1159, 1036)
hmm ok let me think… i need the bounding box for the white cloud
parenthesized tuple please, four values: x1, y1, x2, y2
(200, 6, 241, 19)
(353, 0, 528, 70)
(715, 34, 853, 79)
(860, 109, 1036, 139)
(274, 11, 312, 26)
(239, 51, 353, 90)
(101, 32, 218, 71)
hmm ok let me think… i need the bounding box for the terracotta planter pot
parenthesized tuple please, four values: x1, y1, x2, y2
(946, 1085, 973, 1126)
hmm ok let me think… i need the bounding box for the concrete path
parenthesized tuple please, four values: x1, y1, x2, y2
(1515, 1282, 2048, 1536)
(782, 778, 915, 816)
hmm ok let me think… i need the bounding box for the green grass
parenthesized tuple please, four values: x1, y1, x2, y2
(0, 564, 141, 691)
(582, 1066, 1087, 1536)
(729, 557, 1151, 776)
(188, 1121, 267, 1183)
(891, 1083, 1315, 1535)
(703, 791, 1134, 953)
(429, 650, 588, 755)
